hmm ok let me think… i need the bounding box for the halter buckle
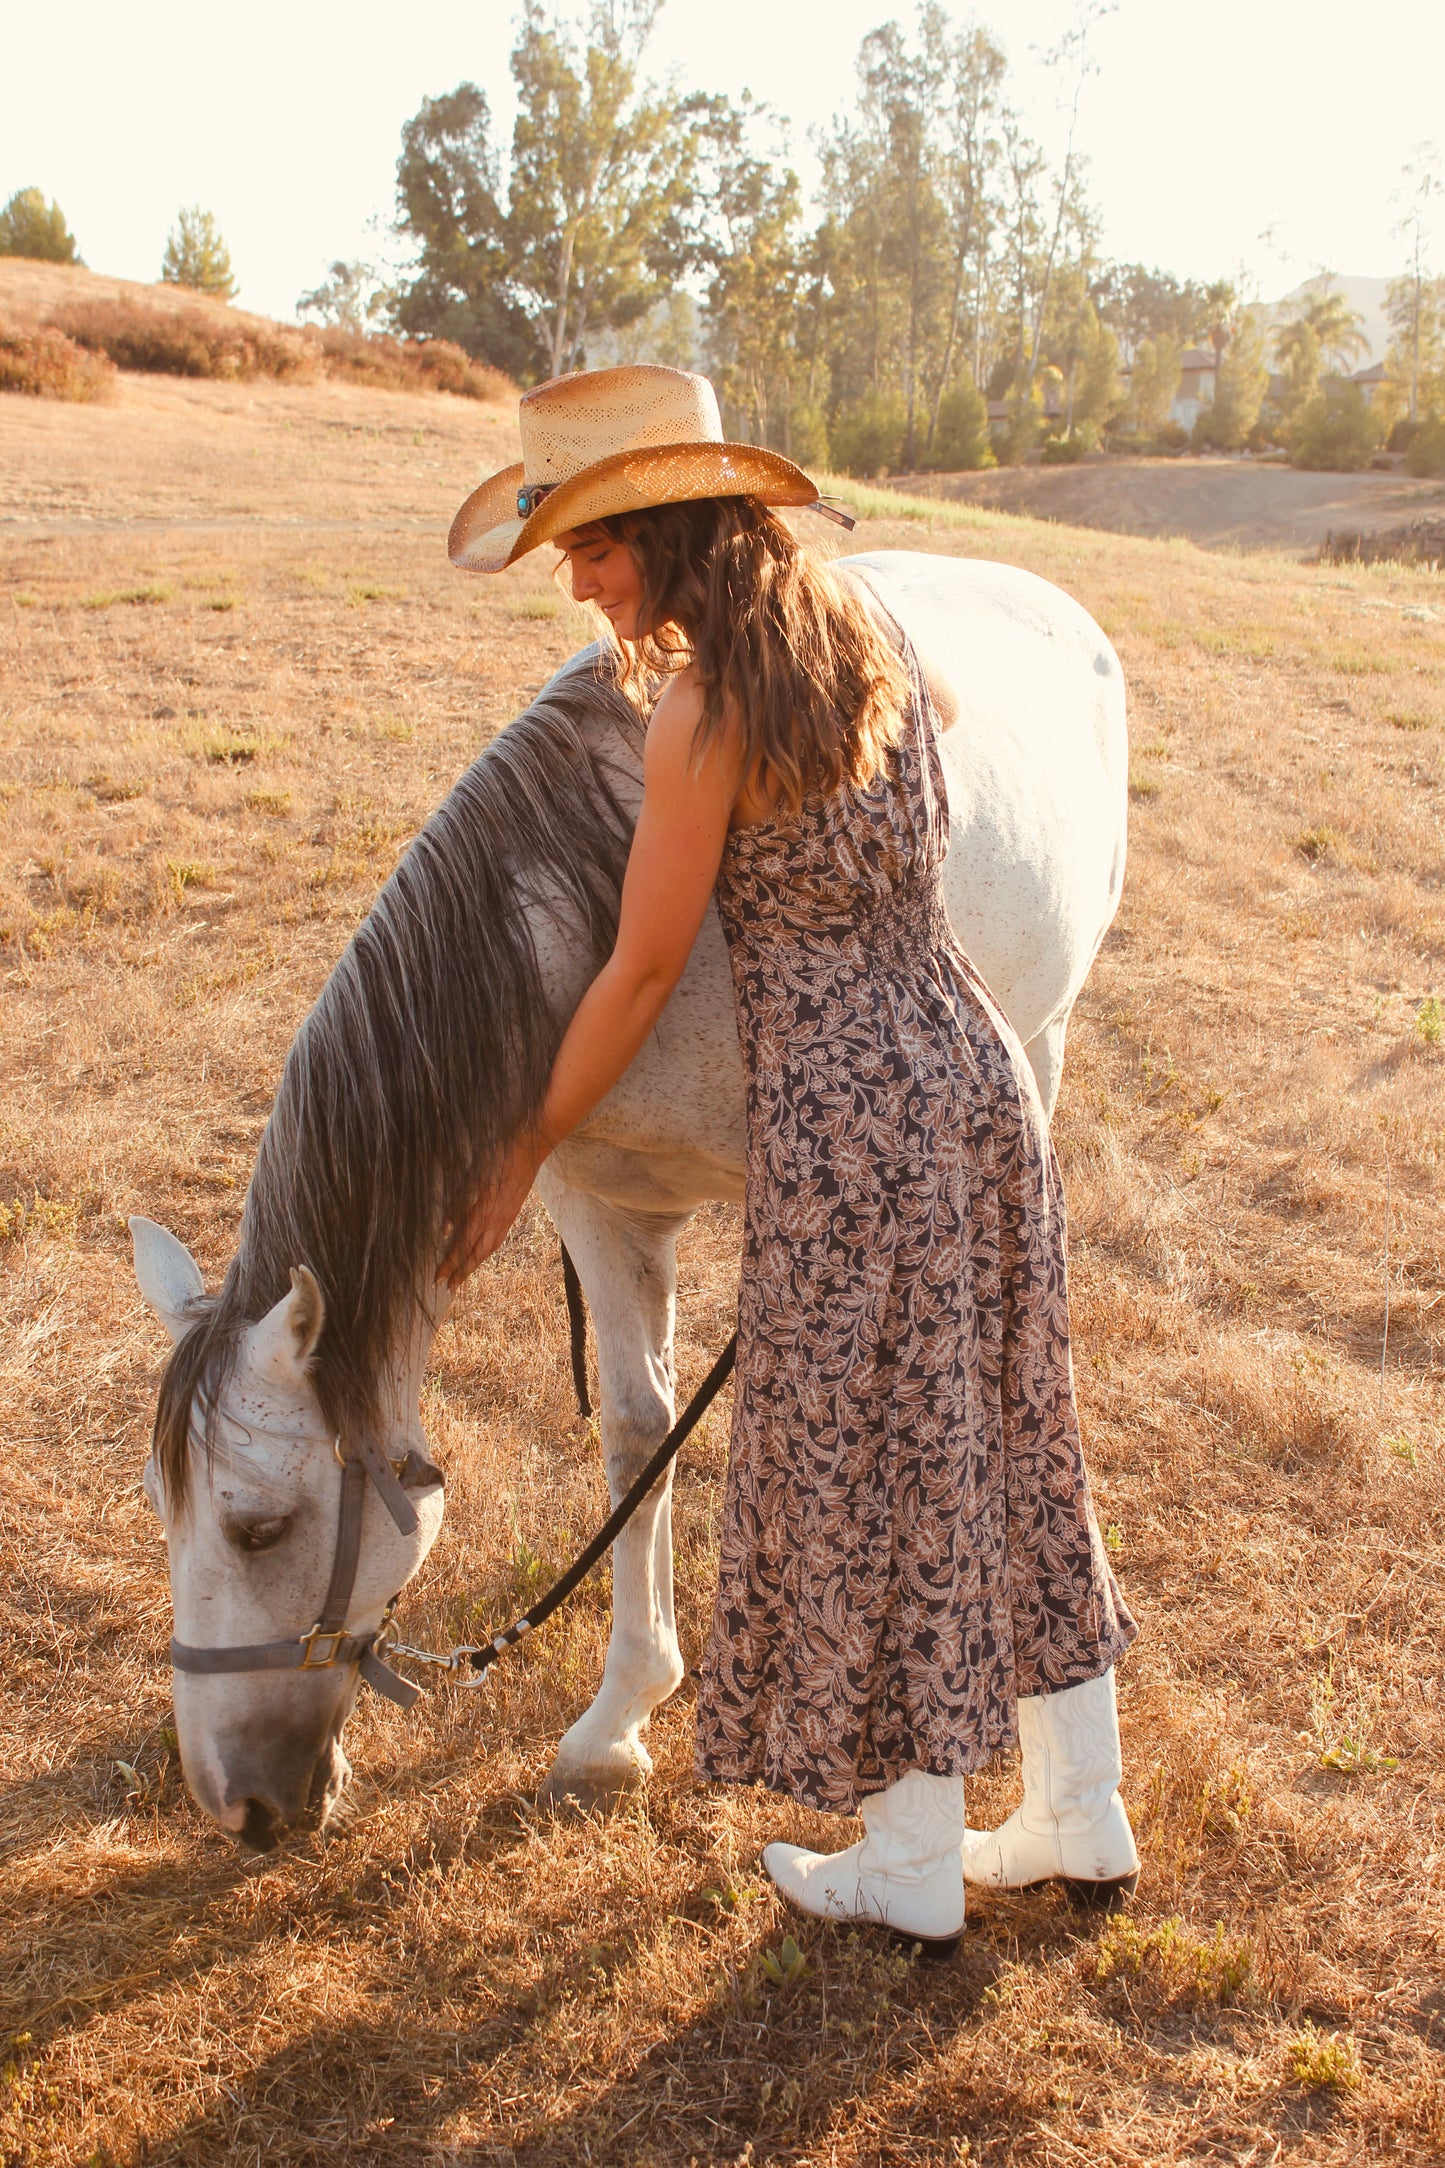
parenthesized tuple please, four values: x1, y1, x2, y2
(299, 1623, 347, 1668)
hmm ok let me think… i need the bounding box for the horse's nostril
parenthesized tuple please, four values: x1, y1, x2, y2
(238, 1797, 282, 1853)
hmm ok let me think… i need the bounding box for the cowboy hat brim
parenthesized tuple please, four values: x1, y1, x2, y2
(448, 440, 822, 574)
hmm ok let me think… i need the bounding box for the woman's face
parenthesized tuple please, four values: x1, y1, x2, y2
(554, 526, 645, 642)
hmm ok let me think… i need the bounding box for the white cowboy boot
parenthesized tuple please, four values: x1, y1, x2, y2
(961, 1668, 1138, 1907)
(763, 1769, 965, 1952)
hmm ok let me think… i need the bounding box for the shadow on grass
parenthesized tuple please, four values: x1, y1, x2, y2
(122, 1899, 1086, 2167)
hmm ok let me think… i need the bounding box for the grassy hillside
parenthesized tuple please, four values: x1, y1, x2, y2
(0, 258, 512, 402)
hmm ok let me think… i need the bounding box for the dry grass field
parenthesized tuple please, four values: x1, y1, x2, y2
(3, 369, 1444, 2167)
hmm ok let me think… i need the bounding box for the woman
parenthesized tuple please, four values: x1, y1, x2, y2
(445, 364, 1137, 1951)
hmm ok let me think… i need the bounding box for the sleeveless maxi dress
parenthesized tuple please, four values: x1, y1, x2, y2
(694, 638, 1136, 1815)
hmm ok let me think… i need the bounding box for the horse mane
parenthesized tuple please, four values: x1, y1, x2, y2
(155, 646, 642, 1507)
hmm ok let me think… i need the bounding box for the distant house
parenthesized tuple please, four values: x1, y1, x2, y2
(1172, 348, 1218, 432)
(1349, 361, 1387, 404)
(1114, 345, 1218, 435)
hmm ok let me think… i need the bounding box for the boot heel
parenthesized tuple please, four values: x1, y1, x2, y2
(1062, 1869, 1138, 1911)
(888, 1928, 963, 1962)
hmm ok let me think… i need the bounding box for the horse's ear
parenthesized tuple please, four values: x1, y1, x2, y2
(130, 1217, 205, 1344)
(248, 1267, 326, 1389)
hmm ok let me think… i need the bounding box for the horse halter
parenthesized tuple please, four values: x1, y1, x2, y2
(165, 1247, 737, 1710)
(166, 1424, 442, 1711)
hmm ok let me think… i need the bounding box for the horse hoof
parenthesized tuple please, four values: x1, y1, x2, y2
(537, 1767, 643, 1816)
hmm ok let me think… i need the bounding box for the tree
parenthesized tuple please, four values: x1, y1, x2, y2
(997, 110, 1046, 385)
(594, 289, 700, 370)
(704, 104, 813, 454)
(829, 387, 908, 476)
(1093, 263, 1209, 363)
(923, 375, 994, 470)
(859, 18, 949, 469)
(395, 7, 722, 381)
(817, 18, 952, 471)
(1127, 334, 1181, 437)
(161, 208, 236, 300)
(296, 260, 393, 332)
(1203, 278, 1240, 379)
(1297, 278, 1367, 373)
(929, 14, 1006, 444)
(1194, 309, 1268, 449)
(1385, 273, 1444, 434)
(1271, 280, 1367, 448)
(1388, 144, 1443, 424)
(1404, 412, 1445, 477)
(1271, 316, 1322, 446)
(393, 83, 542, 378)
(507, 0, 718, 377)
(1292, 380, 1381, 471)
(0, 187, 80, 264)
(1020, 0, 1113, 392)
(814, 9, 1013, 470)
(1070, 302, 1122, 433)
(1040, 240, 1119, 440)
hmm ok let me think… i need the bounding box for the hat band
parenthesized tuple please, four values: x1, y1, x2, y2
(517, 481, 558, 518)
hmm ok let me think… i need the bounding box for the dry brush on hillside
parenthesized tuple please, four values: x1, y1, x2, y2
(0, 260, 513, 405)
(1, 383, 1444, 2165)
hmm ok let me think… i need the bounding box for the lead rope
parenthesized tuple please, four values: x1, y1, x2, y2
(387, 1244, 738, 1689)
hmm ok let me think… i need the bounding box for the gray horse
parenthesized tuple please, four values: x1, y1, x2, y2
(131, 550, 1127, 1847)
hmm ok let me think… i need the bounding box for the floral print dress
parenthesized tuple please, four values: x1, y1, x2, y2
(694, 636, 1136, 1814)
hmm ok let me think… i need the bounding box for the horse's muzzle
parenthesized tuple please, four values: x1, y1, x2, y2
(209, 1719, 350, 1849)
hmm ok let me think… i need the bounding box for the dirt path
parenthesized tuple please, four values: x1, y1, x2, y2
(890, 456, 1445, 553)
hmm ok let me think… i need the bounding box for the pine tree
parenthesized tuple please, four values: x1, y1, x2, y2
(1195, 311, 1269, 450)
(1128, 336, 1182, 437)
(161, 208, 236, 301)
(0, 187, 80, 264)
(925, 376, 994, 470)
(1272, 318, 1322, 447)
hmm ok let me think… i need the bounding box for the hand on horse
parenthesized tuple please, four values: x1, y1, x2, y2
(438, 1127, 553, 1286)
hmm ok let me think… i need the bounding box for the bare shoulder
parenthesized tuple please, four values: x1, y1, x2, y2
(649, 665, 705, 740)
(646, 666, 737, 785)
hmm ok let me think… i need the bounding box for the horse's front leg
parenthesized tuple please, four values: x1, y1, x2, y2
(535, 1173, 691, 1809)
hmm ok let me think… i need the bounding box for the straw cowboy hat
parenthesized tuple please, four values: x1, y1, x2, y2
(448, 363, 848, 574)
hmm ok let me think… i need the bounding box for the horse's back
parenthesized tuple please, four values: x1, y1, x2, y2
(844, 551, 1127, 1037)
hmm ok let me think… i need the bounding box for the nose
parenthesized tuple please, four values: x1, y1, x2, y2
(239, 1797, 283, 1852)
(211, 1721, 350, 1848)
(229, 1750, 336, 1849)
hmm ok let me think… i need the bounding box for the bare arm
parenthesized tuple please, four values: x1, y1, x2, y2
(441, 672, 733, 1280)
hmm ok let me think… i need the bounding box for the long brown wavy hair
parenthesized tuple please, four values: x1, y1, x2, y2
(582, 497, 908, 811)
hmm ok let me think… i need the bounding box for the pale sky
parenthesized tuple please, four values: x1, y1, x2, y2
(3, 0, 1442, 327)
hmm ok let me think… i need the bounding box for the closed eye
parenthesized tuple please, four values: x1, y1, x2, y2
(221, 1512, 292, 1554)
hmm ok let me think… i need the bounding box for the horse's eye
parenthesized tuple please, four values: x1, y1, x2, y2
(222, 1512, 292, 1554)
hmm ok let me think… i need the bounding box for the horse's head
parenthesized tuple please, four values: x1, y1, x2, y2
(131, 1217, 445, 1851)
